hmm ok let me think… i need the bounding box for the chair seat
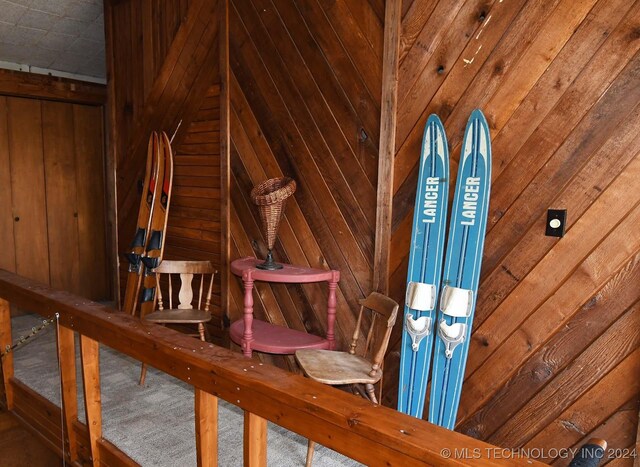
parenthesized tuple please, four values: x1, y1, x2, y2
(295, 349, 381, 385)
(144, 309, 212, 324)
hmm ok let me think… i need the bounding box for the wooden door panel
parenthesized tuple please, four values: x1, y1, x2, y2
(0, 97, 16, 273)
(42, 101, 81, 294)
(7, 97, 49, 285)
(73, 104, 109, 300)
(2, 95, 109, 300)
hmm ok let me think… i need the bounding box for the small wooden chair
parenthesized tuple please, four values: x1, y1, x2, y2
(139, 260, 217, 385)
(295, 292, 399, 466)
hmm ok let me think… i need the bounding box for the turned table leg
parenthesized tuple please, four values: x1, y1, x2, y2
(326, 272, 339, 350)
(241, 274, 255, 358)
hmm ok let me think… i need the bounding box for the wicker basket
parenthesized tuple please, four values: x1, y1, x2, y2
(251, 177, 296, 269)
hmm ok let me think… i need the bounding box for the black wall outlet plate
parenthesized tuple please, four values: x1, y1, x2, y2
(546, 209, 567, 238)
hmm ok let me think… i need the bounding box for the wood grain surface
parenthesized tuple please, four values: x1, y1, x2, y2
(104, 0, 640, 455)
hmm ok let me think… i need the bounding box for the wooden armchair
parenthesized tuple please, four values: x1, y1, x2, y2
(294, 292, 399, 466)
(139, 260, 217, 385)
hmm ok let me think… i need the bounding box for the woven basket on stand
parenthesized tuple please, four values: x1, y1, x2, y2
(251, 177, 297, 270)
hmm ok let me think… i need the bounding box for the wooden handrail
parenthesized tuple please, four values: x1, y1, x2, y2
(0, 269, 542, 466)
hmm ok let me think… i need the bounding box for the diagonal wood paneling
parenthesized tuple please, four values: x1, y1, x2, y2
(108, 0, 191, 179)
(114, 0, 220, 248)
(104, 0, 640, 454)
(228, 0, 383, 366)
(107, 0, 225, 329)
(385, 0, 640, 458)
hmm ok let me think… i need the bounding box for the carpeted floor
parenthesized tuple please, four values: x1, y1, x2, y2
(11, 314, 362, 467)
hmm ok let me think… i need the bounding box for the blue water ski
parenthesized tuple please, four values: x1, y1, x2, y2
(397, 114, 449, 418)
(428, 109, 491, 429)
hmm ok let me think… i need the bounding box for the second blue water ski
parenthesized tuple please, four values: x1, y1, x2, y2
(397, 114, 449, 418)
(429, 109, 491, 429)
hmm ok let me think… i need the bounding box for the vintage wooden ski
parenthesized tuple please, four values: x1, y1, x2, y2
(122, 132, 161, 316)
(397, 114, 449, 418)
(139, 131, 174, 318)
(429, 109, 491, 429)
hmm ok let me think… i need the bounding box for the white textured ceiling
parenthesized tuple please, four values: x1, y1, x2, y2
(0, 0, 105, 81)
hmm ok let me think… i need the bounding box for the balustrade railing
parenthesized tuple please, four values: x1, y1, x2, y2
(0, 269, 540, 466)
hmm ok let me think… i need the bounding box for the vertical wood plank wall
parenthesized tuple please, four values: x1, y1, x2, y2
(0, 96, 109, 300)
(105, 0, 640, 460)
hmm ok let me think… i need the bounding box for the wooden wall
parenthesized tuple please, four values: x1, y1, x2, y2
(385, 0, 640, 462)
(107, 0, 190, 171)
(227, 0, 640, 461)
(165, 83, 223, 318)
(106, 0, 225, 322)
(104, 0, 640, 460)
(228, 0, 384, 361)
(0, 71, 109, 301)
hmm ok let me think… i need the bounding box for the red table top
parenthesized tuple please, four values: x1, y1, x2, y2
(231, 257, 340, 283)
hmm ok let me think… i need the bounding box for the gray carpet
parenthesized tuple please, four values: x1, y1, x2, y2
(11, 314, 362, 467)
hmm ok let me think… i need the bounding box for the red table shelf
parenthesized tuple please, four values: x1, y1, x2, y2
(229, 257, 340, 358)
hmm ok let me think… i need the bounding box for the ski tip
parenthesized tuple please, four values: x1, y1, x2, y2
(462, 109, 491, 147)
(426, 113, 444, 126)
(160, 131, 172, 151)
(421, 113, 449, 166)
(423, 114, 446, 139)
(460, 108, 492, 169)
(425, 114, 447, 136)
(468, 108, 488, 125)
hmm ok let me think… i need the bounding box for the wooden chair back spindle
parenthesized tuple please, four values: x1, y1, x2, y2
(204, 274, 213, 312)
(197, 274, 204, 310)
(348, 304, 364, 355)
(156, 273, 165, 311)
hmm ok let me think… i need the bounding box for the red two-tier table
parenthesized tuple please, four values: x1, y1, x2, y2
(229, 257, 340, 358)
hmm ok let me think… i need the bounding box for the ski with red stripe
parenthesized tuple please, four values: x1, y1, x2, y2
(139, 131, 174, 318)
(122, 132, 161, 316)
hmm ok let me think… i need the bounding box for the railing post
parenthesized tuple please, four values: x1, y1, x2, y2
(244, 411, 267, 467)
(0, 298, 14, 409)
(195, 388, 218, 467)
(80, 335, 102, 467)
(57, 324, 79, 462)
